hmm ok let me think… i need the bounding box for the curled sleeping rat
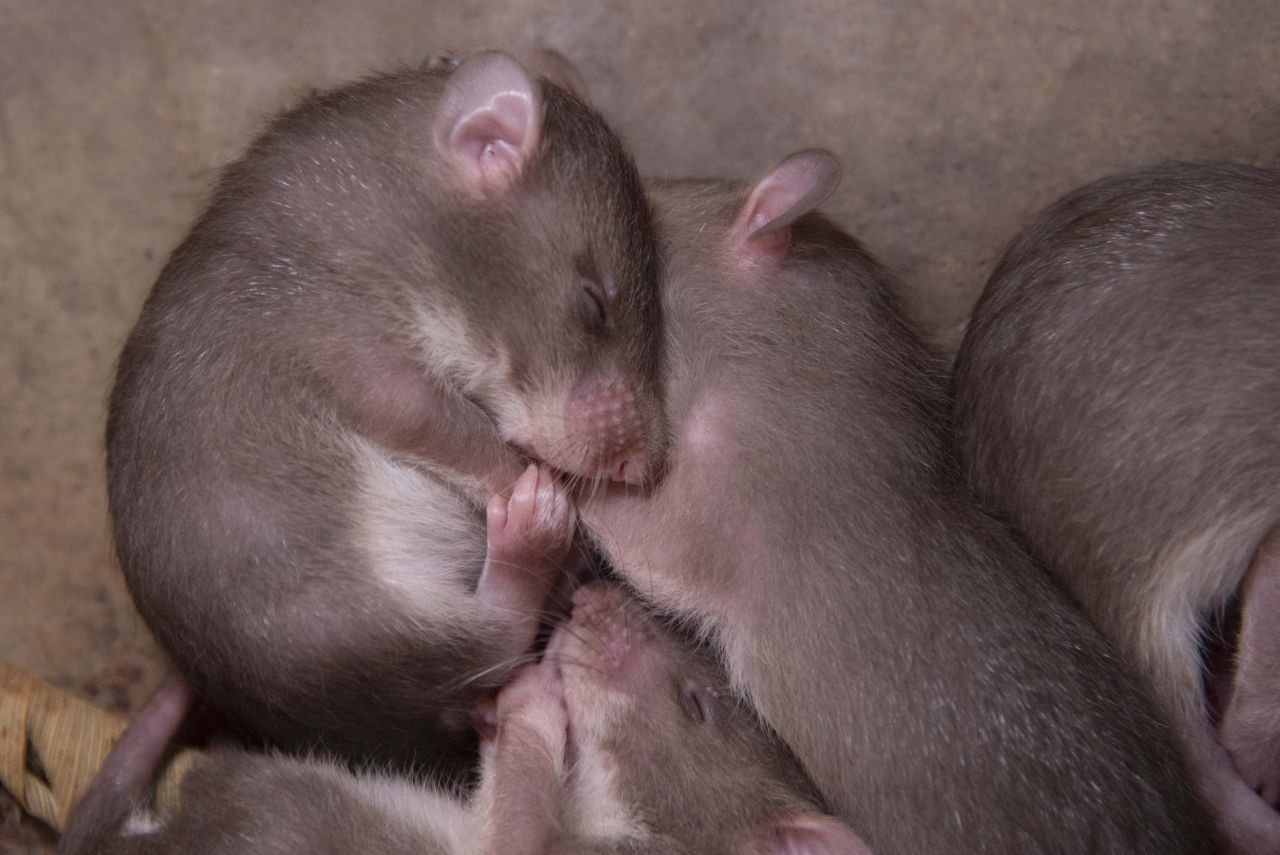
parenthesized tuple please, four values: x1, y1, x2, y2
(105, 49, 663, 770)
(951, 161, 1280, 853)
(578, 154, 1213, 853)
(60, 583, 869, 855)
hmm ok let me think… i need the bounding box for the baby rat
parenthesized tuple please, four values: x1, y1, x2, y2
(105, 49, 663, 771)
(60, 584, 869, 854)
(579, 154, 1212, 853)
(540, 582, 869, 853)
(952, 161, 1280, 853)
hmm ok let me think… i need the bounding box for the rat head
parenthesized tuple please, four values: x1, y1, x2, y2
(423, 51, 664, 485)
(545, 583, 871, 854)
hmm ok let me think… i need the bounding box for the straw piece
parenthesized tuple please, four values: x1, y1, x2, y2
(0, 661, 198, 833)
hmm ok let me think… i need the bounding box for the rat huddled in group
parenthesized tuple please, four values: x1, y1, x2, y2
(59, 47, 1278, 855)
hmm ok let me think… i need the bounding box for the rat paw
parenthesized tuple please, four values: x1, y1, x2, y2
(476, 465, 576, 660)
(495, 661, 568, 760)
(486, 463, 575, 578)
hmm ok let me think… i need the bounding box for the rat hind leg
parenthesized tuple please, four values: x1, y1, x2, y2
(1116, 549, 1280, 853)
(1219, 521, 1280, 808)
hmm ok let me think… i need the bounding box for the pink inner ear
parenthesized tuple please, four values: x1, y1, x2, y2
(731, 149, 841, 267)
(437, 52, 541, 192)
(449, 92, 535, 187)
(741, 175, 797, 240)
(733, 172, 790, 256)
(731, 180, 792, 267)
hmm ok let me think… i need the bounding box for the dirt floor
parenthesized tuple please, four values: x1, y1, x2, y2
(2, 0, 1278, 848)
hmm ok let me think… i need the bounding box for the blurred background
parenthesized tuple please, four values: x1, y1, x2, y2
(1, 0, 1277, 846)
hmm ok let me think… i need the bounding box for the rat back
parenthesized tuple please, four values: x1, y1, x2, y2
(955, 162, 1280, 599)
(953, 161, 1280, 850)
(86, 751, 464, 855)
(582, 176, 1211, 853)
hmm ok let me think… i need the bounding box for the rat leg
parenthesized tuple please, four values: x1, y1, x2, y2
(1219, 522, 1280, 808)
(476, 464, 576, 664)
(474, 661, 568, 855)
(1117, 578, 1280, 853)
(325, 337, 526, 494)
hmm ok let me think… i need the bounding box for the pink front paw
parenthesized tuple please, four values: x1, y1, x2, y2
(496, 661, 568, 760)
(485, 463, 575, 583)
(476, 465, 576, 658)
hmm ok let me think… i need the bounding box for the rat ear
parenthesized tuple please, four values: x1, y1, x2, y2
(732, 149, 841, 264)
(436, 51, 542, 193)
(746, 812, 873, 855)
(520, 47, 591, 102)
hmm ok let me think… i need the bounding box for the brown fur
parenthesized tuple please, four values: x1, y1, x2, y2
(546, 583, 844, 853)
(63, 586, 850, 855)
(79, 752, 461, 855)
(106, 54, 661, 773)
(953, 161, 1280, 852)
(580, 175, 1212, 853)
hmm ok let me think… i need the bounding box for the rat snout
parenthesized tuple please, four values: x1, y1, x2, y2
(570, 581, 624, 616)
(604, 444, 646, 484)
(563, 373, 653, 484)
(566, 583, 653, 680)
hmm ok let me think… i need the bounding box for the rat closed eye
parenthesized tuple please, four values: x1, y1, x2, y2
(105, 48, 664, 774)
(61, 585, 869, 855)
(578, 153, 1214, 854)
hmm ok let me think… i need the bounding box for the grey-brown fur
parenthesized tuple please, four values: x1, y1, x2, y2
(952, 161, 1280, 850)
(106, 54, 660, 773)
(76, 751, 458, 855)
(580, 176, 1212, 853)
(63, 587, 847, 855)
(546, 583, 842, 854)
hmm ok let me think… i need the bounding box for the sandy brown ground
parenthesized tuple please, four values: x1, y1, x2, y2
(2, 0, 1278, 848)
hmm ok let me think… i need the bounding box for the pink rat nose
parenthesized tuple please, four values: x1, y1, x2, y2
(564, 371, 651, 483)
(566, 582, 653, 680)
